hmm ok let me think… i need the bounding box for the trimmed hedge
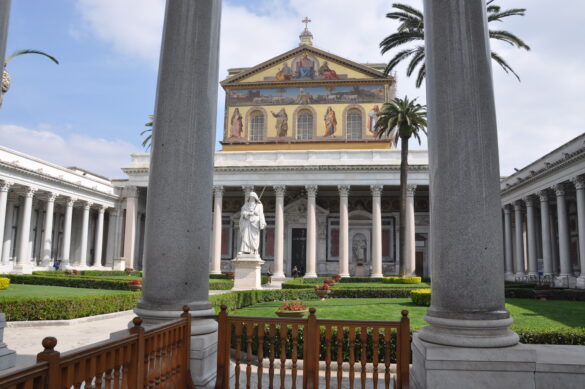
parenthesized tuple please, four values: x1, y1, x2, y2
(0, 293, 140, 321)
(411, 289, 431, 306)
(209, 274, 231, 280)
(3, 274, 134, 291)
(33, 270, 143, 277)
(0, 277, 9, 290)
(505, 288, 585, 301)
(516, 328, 585, 345)
(337, 277, 384, 283)
(209, 279, 234, 290)
(383, 276, 422, 284)
(282, 278, 327, 289)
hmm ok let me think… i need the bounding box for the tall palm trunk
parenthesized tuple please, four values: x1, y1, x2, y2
(399, 135, 409, 276)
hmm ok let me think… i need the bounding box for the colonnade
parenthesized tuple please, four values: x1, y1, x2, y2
(503, 175, 585, 288)
(209, 183, 419, 277)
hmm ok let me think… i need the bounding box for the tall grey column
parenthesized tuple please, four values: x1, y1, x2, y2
(1, 202, 13, 265)
(573, 176, 585, 288)
(93, 205, 105, 267)
(272, 185, 286, 279)
(123, 187, 138, 268)
(370, 184, 383, 278)
(513, 201, 525, 277)
(0, 181, 11, 267)
(418, 0, 517, 348)
(403, 184, 417, 276)
(41, 193, 56, 266)
(79, 201, 91, 267)
(0, 0, 11, 107)
(134, 1, 222, 386)
(538, 191, 553, 276)
(503, 205, 514, 280)
(304, 185, 318, 277)
(338, 185, 350, 277)
(553, 184, 572, 287)
(13, 186, 36, 274)
(105, 208, 117, 266)
(60, 197, 74, 268)
(210, 185, 223, 274)
(524, 196, 538, 276)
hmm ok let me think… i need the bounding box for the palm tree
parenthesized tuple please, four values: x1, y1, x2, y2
(376, 96, 427, 276)
(141, 115, 154, 150)
(2, 49, 59, 94)
(380, 1, 530, 87)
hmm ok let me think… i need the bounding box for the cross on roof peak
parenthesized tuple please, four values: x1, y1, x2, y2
(302, 17, 311, 29)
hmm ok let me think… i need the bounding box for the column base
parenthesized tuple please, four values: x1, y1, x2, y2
(554, 275, 575, 288)
(514, 272, 525, 280)
(417, 314, 519, 348)
(270, 273, 286, 281)
(339, 273, 350, 278)
(576, 276, 585, 289)
(10, 263, 34, 274)
(304, 273, 318, 278)
(112, 258, 126, 271)
(132, 307, 218, 388)
(209, 270, 222, 275)
(504, 272, 515, 281)
(370, 273, 384, 278)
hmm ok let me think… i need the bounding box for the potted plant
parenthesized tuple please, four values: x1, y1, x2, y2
(275, 301, 308, 318)
(314, 283, 331, 300)
(332, 274, 341, 282)
(323, 278, 335, 285)
(129, 279, 142, 291)
(71, 269, 79, 275)
(124, 267, 134, 276)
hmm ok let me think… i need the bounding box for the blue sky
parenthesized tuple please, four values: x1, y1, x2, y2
(1, 0, 584, 178)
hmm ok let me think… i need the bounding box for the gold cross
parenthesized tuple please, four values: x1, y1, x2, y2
(302, 17, 311, 29)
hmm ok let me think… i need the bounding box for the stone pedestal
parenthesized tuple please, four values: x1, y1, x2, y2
(0, 314, 15, 371)
(11, 263, 33, 275)
(112, 258, 126, 271)
(576, 276, 585, 289)
(232, 254, 265, 290)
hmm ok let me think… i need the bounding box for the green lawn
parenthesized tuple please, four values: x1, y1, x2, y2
(332, 282, 430, 288)
(232, 298, 585, 330)
(0, 284, 133, 298)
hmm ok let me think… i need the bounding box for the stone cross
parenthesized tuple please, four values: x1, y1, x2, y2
(302, 16, 311, 29)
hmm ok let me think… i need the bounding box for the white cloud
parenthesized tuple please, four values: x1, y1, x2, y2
(0, 125, 139, 178)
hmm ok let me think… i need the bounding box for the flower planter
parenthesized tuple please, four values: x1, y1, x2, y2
(275, 309, 308, 318)
(315, 289, 331, 300)
(129, 285, 142, 292)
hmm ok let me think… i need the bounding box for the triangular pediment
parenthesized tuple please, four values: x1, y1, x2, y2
(221, 45, 392, 88)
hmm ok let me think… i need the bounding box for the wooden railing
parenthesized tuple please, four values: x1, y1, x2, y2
(0, 306, 193, 389)
(215, 305, 410, 389)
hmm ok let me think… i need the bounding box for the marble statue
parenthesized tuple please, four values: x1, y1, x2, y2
(238, 191, 266, 255)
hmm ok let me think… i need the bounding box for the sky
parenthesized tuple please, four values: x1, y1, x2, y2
(0, 0, 583, 179)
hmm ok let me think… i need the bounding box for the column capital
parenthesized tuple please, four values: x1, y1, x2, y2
(45, 192, 58, 202)
(0, 180, 13, 192)
(213, 185, 224, 197)
(23, 186, 38, 198)
(406, 184, 417, 197)
(571, 175, 585, 190)
(65, 197, 77, 207)
(522, 195, 535, 206)
(273, 185, 286, 197)
(552, 183, 565, 197)
(537, 190, 549, 202)
(81, 200, 93, 210)
(338, 185, 350, 197)
(305, 185, 318, 197)
(513, 199, 523, 210)
(370, 184, 383, 196)
(124, 186, 139, 198)
(97, 204, 107, 213)
(503, 204, 512, 213)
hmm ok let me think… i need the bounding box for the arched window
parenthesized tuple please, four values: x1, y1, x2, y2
(346, 108, 362, 140)
(249, 111, 265, 141)
(296, 110, 313, 140)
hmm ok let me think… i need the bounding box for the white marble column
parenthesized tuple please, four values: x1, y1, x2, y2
(370, 184, 383, 278)
(0, 181, 11, 268)
(123, 186, 138, 268)
(338, 185, 350, 277)
(553, 184, 572, 287)
(403, 184, 417, 276)
(105, 208, 117, 267)
(503, 205, 514, 280)
(573, 176, 585, 288)
(78, 201, 91, 267)
(1, 202, 13, 266)
(93, 205, 105, 267)
(272, 185, 286, 279)
(61, 197, 74, 268)
(41, 193, 56, 267)
(304, 185, 318, 277)
(538, 191, 553, 276)
(524, 196, 538, 276)
(513, 201, 525, 277)
(13, 186, 36, 274)
(210, 185, 223, 274)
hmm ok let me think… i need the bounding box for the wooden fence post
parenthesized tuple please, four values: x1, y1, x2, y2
(397, 310, 410, 389)
(303, 308, 319, 389)
(215, 304, 228, 389)
(181, 305, 194, 389)
(128, 316, 145, 389)
(36, 337, 61, 388)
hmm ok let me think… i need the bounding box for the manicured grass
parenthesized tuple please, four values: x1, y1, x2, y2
(332, 282, 430, 288)
(232, 298, 585, 330)
(0, 284, 133, 298)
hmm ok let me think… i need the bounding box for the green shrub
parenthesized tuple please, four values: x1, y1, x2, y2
(261, 275, 269, 285)
(209, 274, 231, 280)
(410, 289, 431, 306)
(33, 270, 143, 277)
(383, 276, 422, 284)
(2, 274, 134, 291)
(516, 328, 585, 345)
(0, 293, 140, 321)
(505, 288, 536, 299)
(504, 281, 535, 289)
(338, 277, 384, 283)
(209, 279, 234, 290)
(282, 278, 326, 289)
(0, 277, 9, 290)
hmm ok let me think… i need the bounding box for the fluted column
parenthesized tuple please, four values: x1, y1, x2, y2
(123, 186, 138, 268)
(370, 184, 383, 278)
(0, 181, 11, 267)
(403, 184, 417, 276)
(553, 184, 572, 287)
(13, 186, 36, 273)
(1, 202, 13, 265)
(210, 185, 223, 274)
(538, 191, 553, 276)
(272, 185, 286, 279)
(503, 205, 514, 280)
(41, 193, 57, 266)
(513, 201, 525, 277)
(338, 185, 350, 277)
(105, 208, 118, 266)
(524, 196, 538, 276)
(79, 201, 91, 267)
(61, 197, 75, 268)
(93, 205, 105, 267)
(573, 176, 585, 288)
(305, 185, 318, 277)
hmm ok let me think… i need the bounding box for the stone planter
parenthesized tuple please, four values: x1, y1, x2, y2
(275, 310, 308, 318)
(315, 289, 331, 300)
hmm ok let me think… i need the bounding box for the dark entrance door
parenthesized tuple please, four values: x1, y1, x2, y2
(415, 251, 424, 277)
(291, 228, 307, 276)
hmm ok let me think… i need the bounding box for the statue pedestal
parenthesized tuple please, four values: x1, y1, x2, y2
(232, 254, 265, 290)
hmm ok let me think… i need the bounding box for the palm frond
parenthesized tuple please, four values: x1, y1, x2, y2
(390, 3, 423, 20)
(488, 8, 527, 23)
(379, 31, 424, 54)
(4, 49, 59, 65)
(415, 63, 426, 88)
(406, 46, 425, 76)
(489, 30, 531, 50)
(383, 48, 418, 75)
(491, 51, 521, 81)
